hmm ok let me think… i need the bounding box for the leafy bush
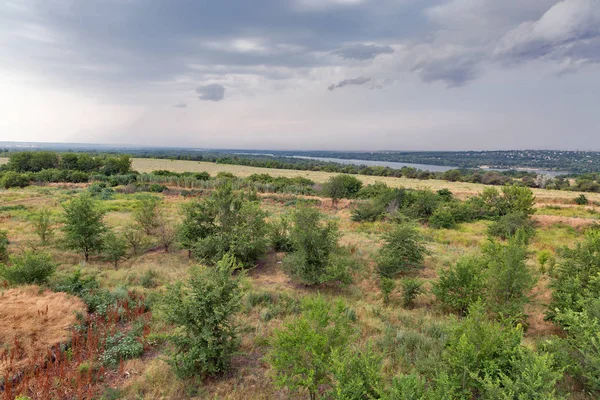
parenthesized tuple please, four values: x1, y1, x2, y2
(133, 196, 161, 235)
(100, 332, 144, 367)
(269, 215, 293, 252)
(161, 254, 243, 379)
(484, 237, 535, 324)
(376, 222, 427, 278)
(379, 277, 396, 305)
(139, 269, 160, 288)
(322, 174, 363, 204)
(0, 251, 57, 285)
(351, 200, 387, 222)
(575, 194, 589, 205)
(428, 206, 457, 229)
(400, 278, 423, 308)
(103, 231, 128, 269)
(433, 257, 484, 316)
(488, 212, 535, 240)
(1, 171, 30, 189)
(403, 190, 440, 221)
(0, 230, 9, 263)
(283, 207, 351, 285)
(329, 346, 383, 400)
(31, 208, 54, 245)
(444, 302, 560, 398)
(269, 296, 355, 400)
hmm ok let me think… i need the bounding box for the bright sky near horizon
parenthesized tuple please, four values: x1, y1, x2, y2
(1, 0, 599, 150)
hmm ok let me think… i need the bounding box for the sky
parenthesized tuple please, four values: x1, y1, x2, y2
(0, 0, 599, 151)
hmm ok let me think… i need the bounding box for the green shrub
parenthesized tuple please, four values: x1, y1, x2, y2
(437, 188, 454, 202)
(433, 257, 484, 316)
(400, 278, 423, 308)
(269, 215, 293, 252)
(351, 200, 387, 222)
(161, 254, 243, 379)
(428, 206, 457, 229)
(100, 332, 144, 367)
(102, 231, 128, 269)
(488, 212, 535, 241)
(575, 194, 589, 205)
(0, 251, 57, 285)
(328, 346, 383, 400)
(403, 190, 440, 221)
(377, 222, 427, 278)
(0, 230, 9, 263)
(31, 208, 54, 245)
(1, 171, 30, 189)
(283, 207, 351, 285)
(139, 269, 160, 288)
(379, 277, 396, 305)
(322, 174, 363, 204)
(269, 296, 355, 400)
(133, 196, 161, 235)
(484, 237, 536, 324)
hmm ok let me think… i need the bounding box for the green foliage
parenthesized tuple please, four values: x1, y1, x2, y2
(379, 277, 396, 305)
(192, 183, 269, 267)
(100, 332, 144, 367)
(377, 222, 427, 278)
(133, 196, 161, 235)
(178, 199, 216, 255)
(547, 230, 600, 323)
(161, 254, 243, 379)
(322, 174, 363, 204)
(500, 185, 536, 216)
(122, 223, 147, 255)
(488, 212, 536, 241)
(483, 237, 536, 324)
(428, 206, 457, 229)
(269, 296, 355, 400)
(437, 188, 454, 201)
(31, 208, 54, 245)
(103, 231, 128, 269)
(443, 302, 560, 398)
(269, 215, 293, 252)
(433, 257, 485, 316)
(139, 269, 160, 288)
(401, 278, 423, 308)
(283, 207, 351, 285)
(0, 251, 57, 285)
(403, 190, 440, 221)
(537, 250, 554, 274)
(0, 230, 9, 263)
(1, 171, 30, 188)
(575, 194, 589, 205)
(329, 346, 384, 400)
(62, 194, 107, 261)
(357, 182, 391, 199)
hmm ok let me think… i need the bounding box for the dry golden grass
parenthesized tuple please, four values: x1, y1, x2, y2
(0, 286, 87, 375)
(0, 157, 7, 165)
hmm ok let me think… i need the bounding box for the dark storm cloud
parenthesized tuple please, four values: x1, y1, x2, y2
(327, 76, 371, 91)
(196, 84, 226, 101)
(332, 44, 394, 60)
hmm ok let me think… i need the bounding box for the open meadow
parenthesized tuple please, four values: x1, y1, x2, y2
(1, 156, 599, 399)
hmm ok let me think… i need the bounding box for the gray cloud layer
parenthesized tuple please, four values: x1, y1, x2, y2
(196, 84, 226, 101)
(333, 44, 394, 60)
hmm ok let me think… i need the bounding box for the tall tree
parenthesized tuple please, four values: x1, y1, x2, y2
(62, 194, 106, 262)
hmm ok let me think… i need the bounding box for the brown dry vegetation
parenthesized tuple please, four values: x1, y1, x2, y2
(0, 287, 86, 376)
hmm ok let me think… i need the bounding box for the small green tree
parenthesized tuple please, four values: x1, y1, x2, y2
(487, 212, 535, 241)
(133, 196, 161, 235)
(484, 236, 536, 324)
(122, 223, 147, 255)
(162, 254, 243, 379)
(103, 231, 128, 269)
(379, 277, 396, 305)
(31, 208, 54, 245)
(1, 171, 30, 189)
(178, 199, 216, 257)
(575, 194, 589, 205)
(283, 207, 351, 285)
(269, 296, 355, 400)
(400, 278, 423, 308)
(156, 217, 177, 253)
(62, 194, 106, 261)
(322, 174, 363, 205)
(0, 251, 57, 284)
(377, 222, 427, 278)
(329, 345, 384, 400)
(500, 185, 536, 216)
(0, 230, 9, 263)
(433, 257, 485, 316)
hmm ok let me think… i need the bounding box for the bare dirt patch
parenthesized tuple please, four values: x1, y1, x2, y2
(0, 286, 87, 375)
